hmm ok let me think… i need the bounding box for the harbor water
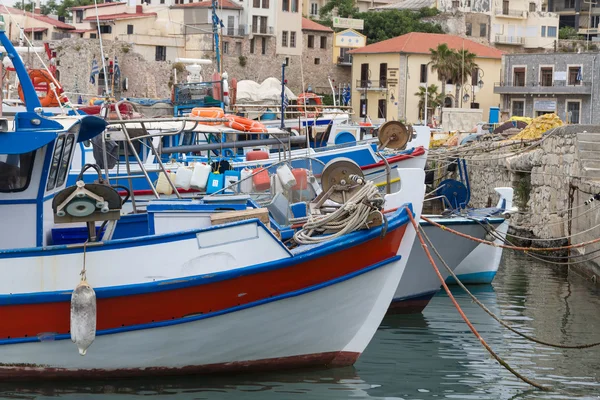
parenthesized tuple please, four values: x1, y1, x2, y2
(1, 251, 599, 400)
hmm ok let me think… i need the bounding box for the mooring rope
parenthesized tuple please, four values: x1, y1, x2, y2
(420, 215, 600, 252)
(419, 225, 600, 349)
(405, 207, 551, 391)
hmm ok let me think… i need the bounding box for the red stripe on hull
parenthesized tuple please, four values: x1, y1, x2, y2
(0, 351, 360, 381)
(1, 226, 406, 339)
(361, 146, 426, 171)
(387, 293, 436, 315)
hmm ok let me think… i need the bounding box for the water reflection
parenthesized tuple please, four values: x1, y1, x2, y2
(0, 251, 599, 399)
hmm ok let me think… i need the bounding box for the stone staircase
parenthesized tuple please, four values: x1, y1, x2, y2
(577, 132, 600, 180)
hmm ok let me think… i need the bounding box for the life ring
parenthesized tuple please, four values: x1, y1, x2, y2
(191, 107, 225, 126)
(297, 92, 323, 119)
(223, 114, 267, 133)
(17, 69, 64, 107)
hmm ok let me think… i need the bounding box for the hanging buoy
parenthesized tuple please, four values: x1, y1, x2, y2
(70, 279, 97, 356)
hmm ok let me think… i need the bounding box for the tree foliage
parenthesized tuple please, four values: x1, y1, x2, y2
(429, 44, 479, 108)
(559, 26, 580, 40)
(319, 0, 358, 19)
(414, 84, 443, 122)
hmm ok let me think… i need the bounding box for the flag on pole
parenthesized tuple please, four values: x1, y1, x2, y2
(282, 93, 289, 108)
(89, 58, 99, 84)
(342, 84, 351, 106)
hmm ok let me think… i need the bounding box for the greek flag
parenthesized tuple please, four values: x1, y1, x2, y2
(113, 55, 121, 82)
(282, 93, 289, 108)
(342, 84, 351, 106)
(90, 58, 99, 84)
(576, 66, 582, 82)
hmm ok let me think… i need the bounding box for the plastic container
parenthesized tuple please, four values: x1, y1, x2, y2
(292, 168, 308, 190)
(246, 150, 269, 162)
(252, 168, 270, 192)
(174, 166, 193, 190)
(276, 164, 297, 191)
(224, 170, 241, 194)
(206, 172, 225, 195)
(190, 162, 211, 190)
(271, 174, 284, 195)
(240, 168, 253, 193)
(156, 172, 176, 195)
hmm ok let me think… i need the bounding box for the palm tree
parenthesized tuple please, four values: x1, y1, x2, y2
(429, 44, 454, 104)
(414, 84, 443, 123)
(451, 49, 478, 107)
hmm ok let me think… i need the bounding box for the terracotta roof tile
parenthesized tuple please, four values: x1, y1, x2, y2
(24, 27, 48, 32)
(83, 12, 156, 21)
(0, 5, 75, 29)
(349, 32, 504, 59)
(301, 17, 333, 32)
(172, 0, 243, 9)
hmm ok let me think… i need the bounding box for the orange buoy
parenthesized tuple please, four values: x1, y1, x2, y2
(246, 150, 269, 162)
(191, 107, 225, 125)
(252, 168, 271, 192)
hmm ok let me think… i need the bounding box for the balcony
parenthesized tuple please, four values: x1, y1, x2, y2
(225, 26, 248, 37)
(494, 8, 527, 18)
(250, 25, 274, 35)
(494, 81, 592, 95)
(356, 79, 388, 90)
(337, 54, 352, 66)
(578, 27, 599, 35)
(495, 35, 525, 45)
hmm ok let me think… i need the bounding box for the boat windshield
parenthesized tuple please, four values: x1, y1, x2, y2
(0, 152, 36, 192)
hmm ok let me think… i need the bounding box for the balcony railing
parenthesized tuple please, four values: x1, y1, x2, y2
(494, 8, 526, 17)
(337, 54, 352, 65)
(250, 25, 274, 35)
(494, 80, 592, 94)
(356, 79, 388, 89)
(225, 26, 248, 36)
(495, 35, 525, 45)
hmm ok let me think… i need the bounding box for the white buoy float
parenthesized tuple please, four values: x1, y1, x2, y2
(70, 279, 97, 356)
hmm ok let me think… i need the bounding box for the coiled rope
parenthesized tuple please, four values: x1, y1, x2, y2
(293, 181, 384, 245)
(419, 225, 600, 349)
(405, 207, 551, 391)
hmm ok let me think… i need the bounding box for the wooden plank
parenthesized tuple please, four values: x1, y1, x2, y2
(210, 208, 271, 228)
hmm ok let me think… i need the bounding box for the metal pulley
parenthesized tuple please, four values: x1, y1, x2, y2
(320, 158, 365, 204)
(377, 121, 413, 150)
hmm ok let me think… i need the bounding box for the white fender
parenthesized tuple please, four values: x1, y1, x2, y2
(70, 280, 97, 356)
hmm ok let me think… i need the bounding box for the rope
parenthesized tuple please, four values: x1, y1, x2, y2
(405, 207, 551, 391)
(93, 0, 111, 97)
(420, 215, 600, 252)
(80, 240, 88, 282)
(293, 181, 384, 245)
(419, 225, 600, 349)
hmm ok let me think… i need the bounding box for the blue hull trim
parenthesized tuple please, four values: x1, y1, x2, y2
(445, 271, 497, 285)
(0, 255, 401, 346)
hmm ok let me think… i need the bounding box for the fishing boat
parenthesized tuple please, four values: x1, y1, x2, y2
(0, 20, 425, 379)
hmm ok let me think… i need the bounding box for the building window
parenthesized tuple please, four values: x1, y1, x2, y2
(564, 0, 575, 8)
(155, 46, 166, 61)
(541, 26, 546, 36)
(320, 36, 327, 48)
(282, 30, 288, 47)
(314, 58, 320, 65)
(261, 37, 267, 55)
(592, 15, 600, 28)
(33, 31, 44, 40)
(290, 31, 296, 47)
(253, 0, 260, 7)
(502, 0, 509, 14)
(160, 0, 164, 3)
(513, 67, 525, 86)
(479, 23, 487, 37)
(379, 63, 387, 87)
(512, 100, 525, 117)
(252, 16, 258, 33)
(292, 0, 298, 12)
(90, 33, 97, 39)
(282, 0, 289, 11)
(223, 42, 229, 54)
(566, 101, 580, 124)
(360, 63, 369, 87)
(310, 2, 318, 15)
(452, 0, 459, 7)
(529, 2, 536, 11)
(127, 24, 134, 35)
(471, 68, 479, 85)
(540, 67, 553, 86)
(260, 16, 267, 34)
(236, 42, 242, 55)
(466, 22, 472, 36)
(308, 35, 314, 48)
(420, 64, 428, 83)
(227, 16, 235, 35)
(75, 10, 83, 23)
(262, 0, 269, 7)
(547, 26, 557, 37)
(250, 38, 255, 53)
(99, 25, 112, 34)
(378, 99, 387, 119)
(568, 66, 582, 85)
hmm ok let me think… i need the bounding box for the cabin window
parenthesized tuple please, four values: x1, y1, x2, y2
(0, 151, 36, 193)
(56, 134, 75, 188)
(46, 135, 65, 191)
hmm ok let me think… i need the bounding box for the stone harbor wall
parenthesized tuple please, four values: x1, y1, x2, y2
(24, 39, 176, 103)
(427, 125, 600, 282)
(441, 108, 483, 132)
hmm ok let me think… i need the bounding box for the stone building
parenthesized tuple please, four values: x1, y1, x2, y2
(493, 52, 600, 124)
